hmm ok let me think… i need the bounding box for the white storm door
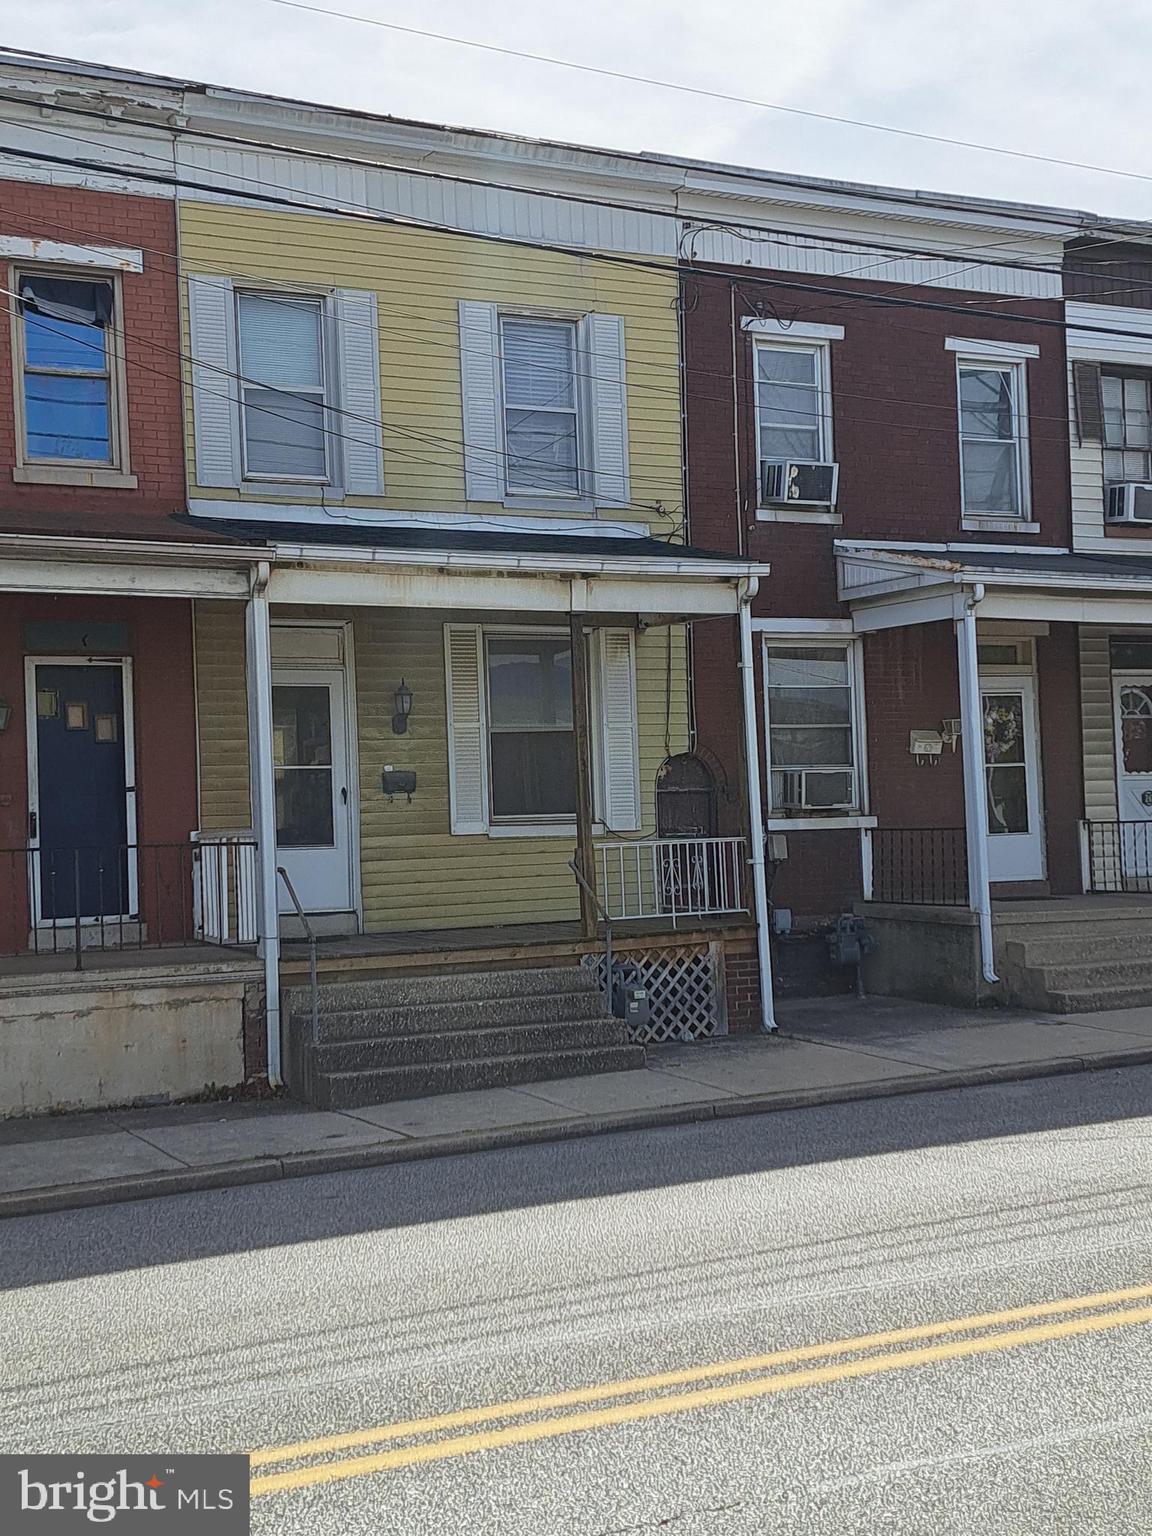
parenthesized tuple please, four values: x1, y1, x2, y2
(981, 678, 1045, 883)
(1113, 677, 1152, 879)
(273, 668, 353, 913)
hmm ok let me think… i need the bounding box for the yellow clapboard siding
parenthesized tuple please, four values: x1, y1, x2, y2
(194, 602, 689, 930)
(177, 201, 683, 525)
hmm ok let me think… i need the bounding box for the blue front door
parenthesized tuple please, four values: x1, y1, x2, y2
(32, 663, 130, 921)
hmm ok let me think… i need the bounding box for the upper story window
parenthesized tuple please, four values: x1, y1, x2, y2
(956, 357, 1030, 519)
(755, 341, 830, 464)
(237, 292, 329, 481)
(17, 274, 118, 466)
(1102, 372, 1152, 482)
(500, 317, 580, 496)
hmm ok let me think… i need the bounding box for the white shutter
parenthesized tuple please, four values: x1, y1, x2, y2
(458, 300, 504, 501)
(583, 312, 631, 508)
(596, 628, 640, 832)
(187, 273, 241, 488)
(445, 624, 489, 834)
(334, 288, 385, 495)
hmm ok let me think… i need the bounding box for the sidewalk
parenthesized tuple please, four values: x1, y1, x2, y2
(6, 995, 1152, 1217)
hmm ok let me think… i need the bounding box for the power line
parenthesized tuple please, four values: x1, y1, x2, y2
(259, 0, 1152, 189)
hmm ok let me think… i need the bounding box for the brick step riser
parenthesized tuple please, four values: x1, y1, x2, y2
(314, 1018, 627, 1072)
(290, 990, 610, 1042)
(286, 965, 598, 1016)
(312, 1044, 647, 1110)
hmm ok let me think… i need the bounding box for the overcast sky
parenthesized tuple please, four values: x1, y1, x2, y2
(3, 0, 1151, 222)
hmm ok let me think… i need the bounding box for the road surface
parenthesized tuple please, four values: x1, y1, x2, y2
(3, 1066, 1152, 1533)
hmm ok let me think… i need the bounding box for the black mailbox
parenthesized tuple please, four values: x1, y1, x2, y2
(382, 769, 416, 800)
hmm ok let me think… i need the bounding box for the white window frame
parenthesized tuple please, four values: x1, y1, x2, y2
(761, 634, 873, 830)
(754, 337, 835, 519)
(484, 624, 580, 829)
(10, 264, 135, 488)
(499, 313, 584, 501)
(236, 288, 333, 486)
(955, 353, 1033, 529)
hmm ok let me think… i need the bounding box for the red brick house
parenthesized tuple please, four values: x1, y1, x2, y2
(680, 179, 1152, 1008)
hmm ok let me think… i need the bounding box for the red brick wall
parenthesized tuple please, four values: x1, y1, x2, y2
(723, 940, 762, 1034)
(0, 594, 198, 951)
(1037, 623, 1085, 894)
(0, 180, 184, 534)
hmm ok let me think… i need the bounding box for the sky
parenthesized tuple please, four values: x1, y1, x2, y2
(2, 0, 1152, 222)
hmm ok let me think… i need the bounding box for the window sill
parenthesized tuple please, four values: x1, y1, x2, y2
(960, 516, 1040, 534)
(757, 505, 842, 525)
(501, 495, 595, 515)
(766, 814, 876, 831)
(13, 465, 138, 489)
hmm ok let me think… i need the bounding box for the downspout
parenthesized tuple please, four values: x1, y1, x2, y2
(956, 582, 998, 986)
(246, 560, 283, 1087)
(738, 579, 777, 1032)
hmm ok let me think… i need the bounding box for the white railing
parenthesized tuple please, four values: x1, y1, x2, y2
(192, 831, 259, 944)
(595, 837, 749, 924)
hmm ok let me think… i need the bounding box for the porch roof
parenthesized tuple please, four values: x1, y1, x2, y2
(837, 542, 1152, 630)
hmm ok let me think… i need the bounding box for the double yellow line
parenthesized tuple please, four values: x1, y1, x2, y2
(250, 1281, 1152, 1496)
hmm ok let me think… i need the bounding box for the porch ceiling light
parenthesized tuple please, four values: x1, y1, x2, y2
(0, 699, 10, 733)
(392, 679, 413, 735)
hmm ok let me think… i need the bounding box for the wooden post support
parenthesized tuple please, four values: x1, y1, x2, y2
(570, 613, 598, 939)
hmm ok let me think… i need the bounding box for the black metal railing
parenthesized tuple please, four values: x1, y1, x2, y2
(0, 838, 258, 967)
(1082, 821, 1152, 894)
(867, 827, 969, 906)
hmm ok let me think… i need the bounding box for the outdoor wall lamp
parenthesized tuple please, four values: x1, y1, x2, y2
(0, 700, 11, 733)
(392, 679, 413, 734)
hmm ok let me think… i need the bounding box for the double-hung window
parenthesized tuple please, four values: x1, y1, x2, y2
(500, 317, 580, 496)
(957, 358, 1030, 519)
(1102, 372, 1152, 482)
(18, 274, 117, 466)
(765, 642, 861, 815)
(237, 292, 329, 480)
(485, 634, 577, 820)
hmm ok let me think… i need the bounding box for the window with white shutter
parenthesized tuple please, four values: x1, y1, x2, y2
(188, 273, 241, 489)
(458, 303, 630, 509)
(444, 623, 640, 834)
(238, 293, 329, 480)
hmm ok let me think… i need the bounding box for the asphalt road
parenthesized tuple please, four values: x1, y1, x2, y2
(3, 1066, 1152, 1534)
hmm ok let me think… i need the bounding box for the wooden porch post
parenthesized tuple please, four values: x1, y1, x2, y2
(570, 613, 598, 938)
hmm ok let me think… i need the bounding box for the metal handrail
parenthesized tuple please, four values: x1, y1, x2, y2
(568, 856, 614, 1004)
(276, 865, 318, 1052)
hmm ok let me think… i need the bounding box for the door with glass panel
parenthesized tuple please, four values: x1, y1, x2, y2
(1112, 676, 1152, 882)
(273, 670, 353, 913)
(981, 678, 1044, 883)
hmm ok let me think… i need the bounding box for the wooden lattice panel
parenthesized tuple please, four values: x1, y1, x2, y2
(584, 942, 724, 1043)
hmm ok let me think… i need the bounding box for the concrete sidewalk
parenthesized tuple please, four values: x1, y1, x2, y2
(6, 995, 1152, 1217)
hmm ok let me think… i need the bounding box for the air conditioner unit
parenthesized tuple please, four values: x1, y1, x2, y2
(775, 769, 854, 813)
(761, 459, 839, 507)
(1107, 482, 1152, 524)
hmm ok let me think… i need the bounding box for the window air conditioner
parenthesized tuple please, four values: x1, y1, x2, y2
(1106, 482, 1152, 524)
(761, 459, 839, 507)
(776, 769, 854, 813)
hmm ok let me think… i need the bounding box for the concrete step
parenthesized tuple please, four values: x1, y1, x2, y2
(1001, 935, 1152, 969)
(286, 964, 598, 1018)
(314, 1017, 627, 1073)
(1020, 957, 1152, 992)
(1043, 981, 1152, 1014)
(312, 1043, 647, 1109)
(292, 987, 610, 1043)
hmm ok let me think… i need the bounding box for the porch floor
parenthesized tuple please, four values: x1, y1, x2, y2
(0, 944, 258, 982)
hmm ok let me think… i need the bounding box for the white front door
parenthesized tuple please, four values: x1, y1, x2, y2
(981, 677, 1045, 883)
(1113, 676, 1152, 878)
(273, 668, 354, 913)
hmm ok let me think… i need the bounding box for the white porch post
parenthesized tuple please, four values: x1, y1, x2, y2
(738, 583, 777, 1032)
(956, 585, 998, 985)
(246, 561, 282, 1085)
